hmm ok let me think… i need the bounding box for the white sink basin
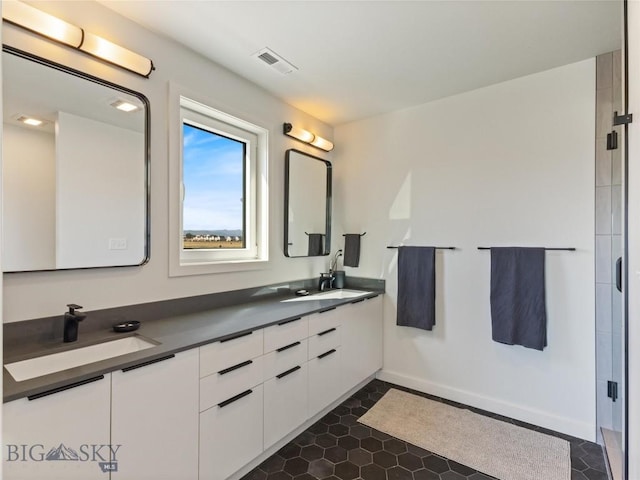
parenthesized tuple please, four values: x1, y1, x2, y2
(282, 289, 372, 302)
(5, 336, 158, 382)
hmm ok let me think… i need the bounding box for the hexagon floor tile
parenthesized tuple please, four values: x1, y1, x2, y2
(241, 380, 607, 480)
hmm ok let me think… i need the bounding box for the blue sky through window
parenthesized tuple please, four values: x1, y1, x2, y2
(182, 123, 244, 233)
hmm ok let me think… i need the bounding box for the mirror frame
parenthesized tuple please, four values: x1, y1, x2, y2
(2, 45, 151, 273)
(284, 148, 332, 258)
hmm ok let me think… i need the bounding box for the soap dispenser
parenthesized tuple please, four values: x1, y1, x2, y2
(63, 304, 87, 343)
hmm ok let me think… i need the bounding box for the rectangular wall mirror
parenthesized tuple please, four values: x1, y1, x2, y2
(2, 46, 150, 272)
(284, 149, 332, 257)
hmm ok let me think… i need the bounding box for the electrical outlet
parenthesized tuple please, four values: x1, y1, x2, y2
(109, 238, 128, 250)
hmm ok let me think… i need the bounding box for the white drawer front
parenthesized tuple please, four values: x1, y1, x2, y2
(200, 355, 264, 411)
(264, 363, 308, 449)
(263, 316, 308, 353)
(308, 346, 342, 416)
(308, 326, 341, 360)
(263, 338, 308, 381)
(200, 329, 263, 377)
(308, 307, 341, 336)
(199, 384, 264, 480)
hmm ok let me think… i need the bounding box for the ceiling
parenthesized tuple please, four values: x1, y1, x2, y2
(100, 0, 622, 126)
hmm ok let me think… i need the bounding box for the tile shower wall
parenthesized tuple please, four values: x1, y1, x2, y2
(595, 50, 623, 441)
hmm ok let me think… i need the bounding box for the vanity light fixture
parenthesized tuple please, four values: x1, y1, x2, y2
(80, 32, 154, 78)
(2, 0, 155, 78)
(310, 135, 334, 152)
(2, 0, 83, 48)
(283, 123, 334, 152)
(110, 99, 140, 113)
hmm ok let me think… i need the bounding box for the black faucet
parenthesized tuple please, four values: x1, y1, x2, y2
(319, 272, 334, 291)
(63, 304, 87, 343)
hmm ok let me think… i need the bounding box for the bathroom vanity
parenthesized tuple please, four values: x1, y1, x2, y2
(3, 288, 383, 480)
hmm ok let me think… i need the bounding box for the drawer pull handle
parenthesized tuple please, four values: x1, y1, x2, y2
(219, 331, 252, 343)
(276, 365, 301, 379)
(218, 389, 253, 408)
(122, 354, 175, 372)
(318, 327, 336, 337)
(319, 307, 337, 314)
(276, 341, 301, 353)
(218, 359, 253, 375)
(278, 317, 302, 326)
(350, 298, 366, 304)
(28, 375, 105, 401)
(318, 349, 337, 359)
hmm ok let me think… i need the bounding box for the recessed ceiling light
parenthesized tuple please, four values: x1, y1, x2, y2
(16, 115, 44, 127)
(110, 100, 140, 112)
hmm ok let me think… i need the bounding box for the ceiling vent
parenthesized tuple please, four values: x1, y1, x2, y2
(253, 47, 298, 75)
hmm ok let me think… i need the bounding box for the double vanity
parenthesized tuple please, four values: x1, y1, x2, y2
(1, 23, 367, 480)
(3, 287, 383, 480)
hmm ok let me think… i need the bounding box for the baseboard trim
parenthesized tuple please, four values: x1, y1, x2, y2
(377, 369, 595, 442)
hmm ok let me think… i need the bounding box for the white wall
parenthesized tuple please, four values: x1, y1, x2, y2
(334, 60, 596, 440)
(2, 1, 332, 322)
(2, 123, 55, 271)
(55, 112, 144, 268)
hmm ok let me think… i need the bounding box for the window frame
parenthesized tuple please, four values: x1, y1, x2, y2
(169, 88, 269, 276)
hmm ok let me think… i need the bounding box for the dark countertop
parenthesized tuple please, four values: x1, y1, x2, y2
(3, 289, 381, 403)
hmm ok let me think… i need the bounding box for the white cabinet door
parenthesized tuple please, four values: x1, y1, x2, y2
(3, 375, 111, 480)
(264, 363, 308, 449)
(199, 384, 264, 480)
(111, 349, 199, 480)
(341, 296, 383, 392)
(308, 346, 342, 417)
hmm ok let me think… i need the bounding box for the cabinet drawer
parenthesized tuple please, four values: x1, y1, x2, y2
(199, 384, 264, 480)
(263, 316, 308, 353)
(264, 363, 308, 449)
(200, 329, 263, 377)
(308, 326, 341, 360)
(263, 338, 308, 381)
(200, 355, 264, 411)
(308, 346, 342, 416)
(308, 307, 341, 336)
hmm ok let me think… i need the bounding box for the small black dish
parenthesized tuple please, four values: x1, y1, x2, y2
(113, 321, 141, 333)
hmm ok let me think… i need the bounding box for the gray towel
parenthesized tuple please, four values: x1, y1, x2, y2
(307, 234, 324, 256)
(490, 247, 547, 350)
(343, 234, 361, 267)
(397, 246, 436, 331)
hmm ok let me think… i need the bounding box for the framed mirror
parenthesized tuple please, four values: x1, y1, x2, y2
(2, 46, 150, 272)
(284, 149, 332, 257)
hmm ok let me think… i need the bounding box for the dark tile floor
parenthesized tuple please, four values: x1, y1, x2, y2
(241, 380, 608, 480)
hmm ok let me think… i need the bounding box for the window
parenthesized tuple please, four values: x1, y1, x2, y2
(170, 94, 268, 275)
(182, 122, 249, 253)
